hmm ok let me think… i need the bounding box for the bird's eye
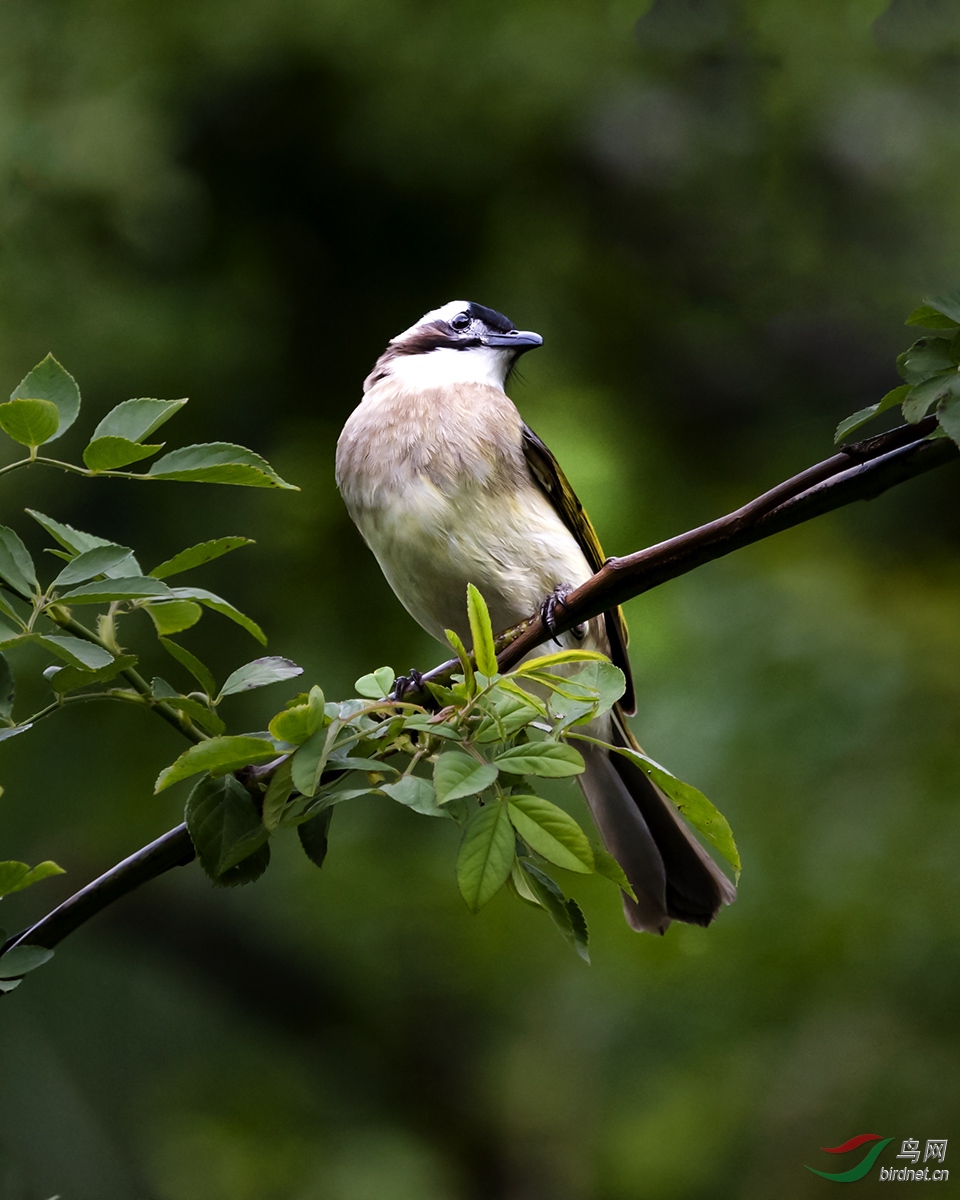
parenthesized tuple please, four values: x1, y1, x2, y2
(450, 313, 470, 331)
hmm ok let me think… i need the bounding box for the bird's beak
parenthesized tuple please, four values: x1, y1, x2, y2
(481, 329, 543, 351)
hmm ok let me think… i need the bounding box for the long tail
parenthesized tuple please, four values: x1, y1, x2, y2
(577, 709, 736, 933)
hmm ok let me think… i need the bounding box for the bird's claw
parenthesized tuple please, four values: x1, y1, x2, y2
(541, 585, 585, 644)
(394, 667, 425, 703)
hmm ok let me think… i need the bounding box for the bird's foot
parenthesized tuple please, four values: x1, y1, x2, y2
(541, 585, 585, 645)
(394, 667, 426, 704)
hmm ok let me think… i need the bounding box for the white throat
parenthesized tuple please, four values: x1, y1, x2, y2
(373, 346, 512, 393)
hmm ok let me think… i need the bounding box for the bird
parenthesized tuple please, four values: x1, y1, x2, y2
(336, 300, 736, 932)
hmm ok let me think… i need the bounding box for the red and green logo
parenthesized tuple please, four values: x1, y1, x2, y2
(805, 1134, 894, 1182)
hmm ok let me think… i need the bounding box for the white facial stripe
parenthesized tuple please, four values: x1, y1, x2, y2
(383, 345, 513, 390)
(393, 300, 471, 343)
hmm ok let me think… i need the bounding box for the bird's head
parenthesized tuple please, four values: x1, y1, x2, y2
(365, 301, 543, 392)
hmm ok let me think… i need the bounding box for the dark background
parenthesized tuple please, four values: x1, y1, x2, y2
(0, 0, 958, 1196)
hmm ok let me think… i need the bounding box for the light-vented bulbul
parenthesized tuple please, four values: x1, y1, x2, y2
(336, 300, 735, 932)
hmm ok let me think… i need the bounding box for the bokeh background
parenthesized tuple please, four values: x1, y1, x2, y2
(0, 0, 958, 1196)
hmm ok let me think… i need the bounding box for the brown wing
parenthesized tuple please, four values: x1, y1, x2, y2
(521, 424, 636, 714)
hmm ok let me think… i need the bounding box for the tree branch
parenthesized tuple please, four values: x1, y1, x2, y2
(2, 419, 955, 966)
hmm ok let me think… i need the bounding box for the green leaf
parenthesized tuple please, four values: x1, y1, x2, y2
(834, 384, 910, 443)
(433, 750, 499, 803)
(147, 442, 297, 489)
(354, 666, 395, 699)
(91, 396, 187, 442)
(0, 527, 37, 597)
(268, 686, 326, 745)
(0, 724, 32, 742)
(937, 391, 960, 447)
(918, 289, 960, 326)
(169, 586, 266, 644)
(184, 773, 271, 885)
(217, 656, 302, 701)
(83, 437, 164, 471)
(0, 652, 13, 720)
(495, 741, 585, 777)
(592, 843, 637, 900)
(381, 774, 447, 817)
(52, 544, 134, 588)
(145, 599, 203, 635)
(597, 739, 741, 875)
(518, 861, 590, 962)
(445, 628, 476, 696)
(262, 758, 294, 831)
(474, 686, 544, 742)
(11, 354, 80, 440)
(0, 859, 65, 898)
(506, 795, 594, 873)
(149, 536, 254, 580)
(46, 653, 137, 695)
(0, 944, 55, 978)
(158, 637, 217, 697)
(466, 583, 498, 677)
(896, 337, 955, 384)
(456, 801, 515, 912)
(25, 510, 113, 556)
(905, 304, 960, 330)
(515, 649, 607, 673)
(291, 724, 340, 797)
(161, 695, 226, 735)
(156, 735, 277, 792)
(57, 576, 176, 604)
(0, 398, 60, 447)
(32, 634, 114, 670)
(902, 371, 960, 423)
(298, 808, 333, 868)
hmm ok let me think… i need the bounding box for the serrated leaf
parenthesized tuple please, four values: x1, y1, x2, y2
(456, 801, 514, 912)
(937, 392, 960, 447)
(156, 735, 277, 792)
(262, 757, 294, 831)
(0, 527, 37, 597)
(382, 774, 447, 817)
(149, 536, 254, 580)
(217, 656, 302, 701)
(169, 586, 265, 644)
(897, 337, 955, 384)
(158, 637, 217, 697)
(147, 442, 297, 489)
(519, 860, 590, 962)
(46, 653, 137, 695)
(268, 686, 326, 745)
(905, 303, 960, 330)
(592, 843, 637, 900)
(184, 773, 271, 884)
(834, 384, 910, 443)
(495, 741, 585, 777)
(0, 944, 55, 978)
(145, 599, 203, 635)
(0, 652, 12, 720)
(0, 859, 65, 898)
(920, 288, 960, 325)
(11, 354, 80, 441)
(32, 634, 114, 670)
(507, 795, 594, 873)
(83, 437, 164, 470)
(91, 397, 187, 442)
(52, 544, 134, 588)
(445, 628, 476, 696)
(902, 371, 960, 423)
(0, 398, 60, 447)
(298, 808, 333, 867)
(434, 750, 499, 803)
(354, 666, 395, 699)
(25, 510, 113, 556)
(57, 576, 176, 604)
(466, 583, 498, 677)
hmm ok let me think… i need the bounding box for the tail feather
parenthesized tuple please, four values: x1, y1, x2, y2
(577, 711, 736, 934)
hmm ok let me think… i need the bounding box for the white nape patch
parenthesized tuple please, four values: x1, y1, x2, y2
(393, 300, 470, 341)
(384, 345, 513, 390)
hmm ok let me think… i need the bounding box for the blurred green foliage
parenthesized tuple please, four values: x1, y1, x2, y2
(1, 0, 959, 1196)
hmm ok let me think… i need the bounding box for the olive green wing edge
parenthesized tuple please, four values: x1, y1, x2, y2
(520, 423, 636, 714)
